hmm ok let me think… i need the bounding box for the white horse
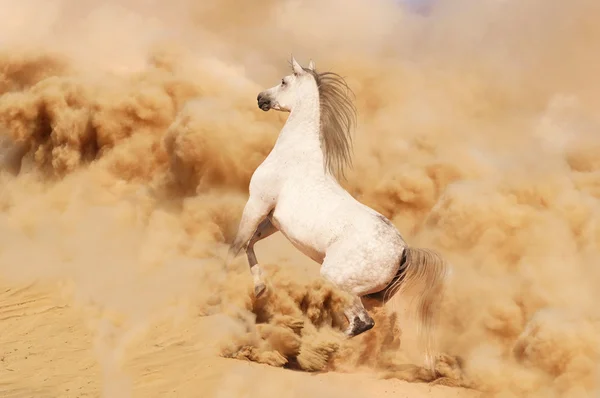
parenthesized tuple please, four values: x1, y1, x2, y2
(229, 57, 448, 369)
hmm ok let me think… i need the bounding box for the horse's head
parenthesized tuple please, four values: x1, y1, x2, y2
(257, 57, 317, 113)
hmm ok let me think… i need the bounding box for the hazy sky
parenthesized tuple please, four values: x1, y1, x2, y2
(398, 0, 436, 15)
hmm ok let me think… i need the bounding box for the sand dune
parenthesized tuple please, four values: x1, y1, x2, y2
(1, 0, 600, 397)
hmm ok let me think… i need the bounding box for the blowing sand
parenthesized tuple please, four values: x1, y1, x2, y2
(1, 0, 600, 397)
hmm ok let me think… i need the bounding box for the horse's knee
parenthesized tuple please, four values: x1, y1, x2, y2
(320, 268, 369, 297)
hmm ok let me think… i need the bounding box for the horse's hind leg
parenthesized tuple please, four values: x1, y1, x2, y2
(342, 295, 375, 337)
(246, 218, 278, 297)
(320, 263, 375, 337)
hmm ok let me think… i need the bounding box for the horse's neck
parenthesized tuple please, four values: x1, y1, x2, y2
(272, 97, 324, 170)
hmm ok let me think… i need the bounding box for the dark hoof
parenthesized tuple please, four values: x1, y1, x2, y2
(345, 316, 375, 338)
(254, 282, 266, 298)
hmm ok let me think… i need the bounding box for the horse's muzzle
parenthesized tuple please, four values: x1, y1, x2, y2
(257, 93, 271, 112)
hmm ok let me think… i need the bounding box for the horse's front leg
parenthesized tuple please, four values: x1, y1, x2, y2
(229, 197, 273, 260)
(246, 218, 278, 297)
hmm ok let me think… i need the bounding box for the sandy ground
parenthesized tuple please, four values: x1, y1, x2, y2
(0, 254, 476, 398)
(0, 235, 477, 398)
(1, 0, 600, 397)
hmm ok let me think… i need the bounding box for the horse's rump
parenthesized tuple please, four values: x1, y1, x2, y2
(365, 248, 408, 301)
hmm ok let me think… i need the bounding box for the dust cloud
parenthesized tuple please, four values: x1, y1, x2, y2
(0, 0, 599, 397)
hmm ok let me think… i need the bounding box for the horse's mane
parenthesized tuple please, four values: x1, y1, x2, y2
(304, 67, 357, 180)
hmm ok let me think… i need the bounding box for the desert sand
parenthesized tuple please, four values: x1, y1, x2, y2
(1, 0, 599, 397)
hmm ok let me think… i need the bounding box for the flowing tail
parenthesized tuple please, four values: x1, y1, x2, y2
(383, 246, 449, 372)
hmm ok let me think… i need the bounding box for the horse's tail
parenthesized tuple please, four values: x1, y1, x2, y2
(383, 246, 449, 372)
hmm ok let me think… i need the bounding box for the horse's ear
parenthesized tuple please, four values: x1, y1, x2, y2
(308, 59, 316, 71)
(291, 55, 304, 76)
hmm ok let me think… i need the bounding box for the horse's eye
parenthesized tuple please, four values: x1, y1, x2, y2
(281, 79, 286, 86)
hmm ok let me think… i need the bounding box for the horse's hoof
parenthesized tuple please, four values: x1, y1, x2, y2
(344, 316, 375, 338)
(254, 283, 267, 298)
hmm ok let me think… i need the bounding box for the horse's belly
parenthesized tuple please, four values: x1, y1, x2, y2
(271, 208, 328, 264)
